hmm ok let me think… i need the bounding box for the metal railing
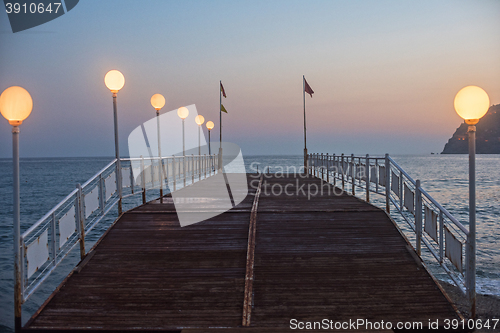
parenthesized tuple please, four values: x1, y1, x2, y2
(308, 153, 472, 305)
(19, 154, 219, 304)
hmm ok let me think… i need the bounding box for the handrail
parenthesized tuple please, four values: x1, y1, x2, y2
(387, 156, 416, 186)
(22, 188, 78, 238)
(18, 153, 220, 306)
(81, 159, 117, 188)
(418, 186, 468, 235)
(122, 154, 210, 161)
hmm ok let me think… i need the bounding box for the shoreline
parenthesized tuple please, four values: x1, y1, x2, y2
(439, 281, 500, 332)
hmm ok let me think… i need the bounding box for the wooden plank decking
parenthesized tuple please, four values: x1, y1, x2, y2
(25, 173, 461, 331)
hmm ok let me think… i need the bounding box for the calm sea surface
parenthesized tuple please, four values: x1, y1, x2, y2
(0, 155, 499, 331)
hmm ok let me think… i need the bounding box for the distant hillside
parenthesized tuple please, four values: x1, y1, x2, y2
(442, 104, 500, 154)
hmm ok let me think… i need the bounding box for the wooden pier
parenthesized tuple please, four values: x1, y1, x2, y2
(24, 173, 461, 332)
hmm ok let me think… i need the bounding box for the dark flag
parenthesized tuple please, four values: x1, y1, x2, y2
(220, 82, 227, 98)
(304, 78, 314, 98)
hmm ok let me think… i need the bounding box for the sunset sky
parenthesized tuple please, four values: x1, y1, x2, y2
(0, 0, 499, 157)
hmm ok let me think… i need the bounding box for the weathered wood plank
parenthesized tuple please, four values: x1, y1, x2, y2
(25, 173, 460, 331)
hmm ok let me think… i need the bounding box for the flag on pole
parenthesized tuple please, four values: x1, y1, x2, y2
(304, 78, 314, 98)
(221, 104, 228, 113)
(220, 82, 227, 98)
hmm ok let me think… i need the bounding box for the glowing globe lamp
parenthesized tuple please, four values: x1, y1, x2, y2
(177, 106, 189, 119)
(151, 94, 165, 111)
(104, 70, 125, 93)
(454, 86, 489, 125)
(0, 86, 33, 126)
(195, 115, 205, 125)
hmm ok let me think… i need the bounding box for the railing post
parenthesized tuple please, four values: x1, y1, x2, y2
(159, 157, 164, 203)
(400, 170, 403, 211)
(366, 154, 370, 202)
(141, 156, 146, 204)
(375, 159, 379, 193)
(172, 156, 176, 192)
(439, 211, 444, 264)
(304, 154, 307, 175)
(351, 154, 355, 195)
(332, 154, 336, 185)
(415, 179, 422, 256)
(76, 183, 86, 260)
(317, 154, 319, 177)
(320, 153, 324, 180)
(341, 153, 345, 191)
(326, 153, 329, 182)
(165, 158, 169, 188)
(311, 153, 314, 176)
(385, 153, 390, 213)
(99, 174, 105, 215)
(183, 156, 186, 187)
(20, 239, 25, 305)
(316, 153, 318, 176)
(129, 163, 135, 194)
(116, 159, 122, 215)
(310, 153, 313, 175)
(303, 154, 306, 175)
(311, 153, 316, 177)
(199, 155, 202, 180)
(311, 154, 314, 176)
(204, 154, 207, 179)
(310, 154, 313, 176)
(50, 212, 57, 267)
(150, 159, 154, 190)
(192, 154, 195, 184)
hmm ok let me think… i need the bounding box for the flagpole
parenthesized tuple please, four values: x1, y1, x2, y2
(219, 80, 223, 171)
(220, 80, 222, 148)
(303, 75, 307, 171)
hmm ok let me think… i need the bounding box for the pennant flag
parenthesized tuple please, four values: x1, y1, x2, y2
(304, 78, 314, 98)
(221, 104, 228, 113)
(220, 82, 227, 98)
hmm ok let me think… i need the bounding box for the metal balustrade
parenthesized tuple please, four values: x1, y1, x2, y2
(19, 154, 219, 304)
(308, 153, 472, 302)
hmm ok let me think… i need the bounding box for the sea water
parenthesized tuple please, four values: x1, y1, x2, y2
(0, 155, 499, 331)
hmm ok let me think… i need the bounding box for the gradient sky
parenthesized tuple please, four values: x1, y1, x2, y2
(0, 0, 499, 157)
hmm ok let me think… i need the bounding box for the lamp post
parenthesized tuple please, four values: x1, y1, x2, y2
(195, 115, 205, 180)
(104, 70, 125, 214)
(195, 115, 205, 155)
(151, 94, 166, 201)
(177, 107, 189, 186)
(0, 86, 33, 332)
(206, 121, 214, 173)
(454, 85, 490, 319)
(206, 121, 214, 155)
